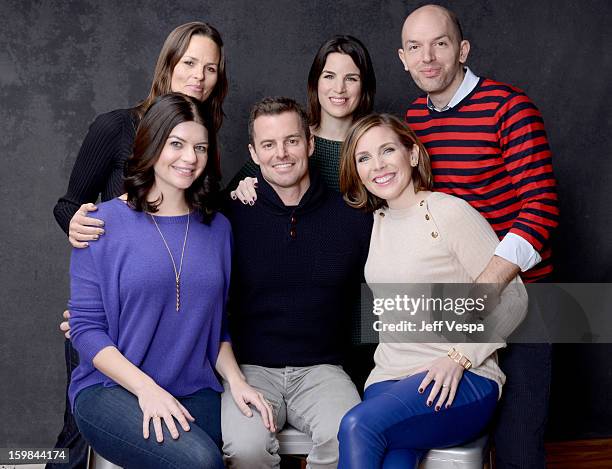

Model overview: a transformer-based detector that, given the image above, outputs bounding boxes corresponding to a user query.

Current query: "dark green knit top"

[227,135,342,192]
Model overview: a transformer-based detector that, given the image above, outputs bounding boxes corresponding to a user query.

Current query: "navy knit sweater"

[53,108,139,234]
[224,168,372,367]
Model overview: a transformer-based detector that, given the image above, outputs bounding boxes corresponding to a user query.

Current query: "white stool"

[420,434,490,469]
[86,428,313,469]
[276,425,489,469]
[277,425,314,455]
[87,447,122,469]
[87,429,489,468]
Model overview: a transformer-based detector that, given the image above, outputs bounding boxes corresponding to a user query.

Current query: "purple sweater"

[68,198,231,409]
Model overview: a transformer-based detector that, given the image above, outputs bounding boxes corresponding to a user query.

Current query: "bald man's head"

[401,5,463,46]
[398,4,470,106]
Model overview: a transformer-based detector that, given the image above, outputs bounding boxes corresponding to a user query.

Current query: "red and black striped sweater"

[406,78,559,282]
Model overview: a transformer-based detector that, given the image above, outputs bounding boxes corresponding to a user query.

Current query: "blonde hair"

[340,113,433,212]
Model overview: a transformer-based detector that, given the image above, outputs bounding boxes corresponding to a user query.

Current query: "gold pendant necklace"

[149,211,190,312]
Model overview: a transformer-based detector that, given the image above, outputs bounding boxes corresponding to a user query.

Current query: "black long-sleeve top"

[53,108,139,234]
[224,168,373,367]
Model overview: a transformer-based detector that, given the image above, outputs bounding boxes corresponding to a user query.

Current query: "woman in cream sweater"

[337,113,526,469]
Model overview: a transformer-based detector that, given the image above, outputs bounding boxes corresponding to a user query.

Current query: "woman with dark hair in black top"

[54,21,228,242]
[50,22,228,469]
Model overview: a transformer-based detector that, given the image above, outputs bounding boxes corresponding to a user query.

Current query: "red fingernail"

[435,405,440,412]
[418,388,423,393]
[445,404,450,409]
[427,400,432,407]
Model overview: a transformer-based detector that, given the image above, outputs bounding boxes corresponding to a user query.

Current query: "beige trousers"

[222,364,361,469]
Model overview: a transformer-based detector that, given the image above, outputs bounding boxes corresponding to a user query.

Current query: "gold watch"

[447,347,472,370]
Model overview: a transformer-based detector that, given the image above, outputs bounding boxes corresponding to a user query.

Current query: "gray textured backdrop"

[1,0,611,447]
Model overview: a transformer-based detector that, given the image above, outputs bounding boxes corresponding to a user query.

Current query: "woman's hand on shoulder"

[230,177,258,205]
[60,310,71,339]
[414,356,465,411]
[136,381,195,442]
[69,203,105,248]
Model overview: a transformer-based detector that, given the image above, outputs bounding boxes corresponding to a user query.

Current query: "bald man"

[398,5,558,468]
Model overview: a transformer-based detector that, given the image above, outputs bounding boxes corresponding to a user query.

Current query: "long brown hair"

[125,93,221,223]
[340,113,433,212]
[307,35,376,130]
[135,22,227,132]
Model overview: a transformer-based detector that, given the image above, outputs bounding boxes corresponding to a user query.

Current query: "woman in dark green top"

[230,35,376,197]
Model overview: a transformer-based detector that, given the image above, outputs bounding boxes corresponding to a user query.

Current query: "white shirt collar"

[427,67,480,112]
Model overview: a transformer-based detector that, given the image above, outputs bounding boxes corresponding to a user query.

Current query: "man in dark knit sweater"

[221,97,372,469]
[398,5,559,468]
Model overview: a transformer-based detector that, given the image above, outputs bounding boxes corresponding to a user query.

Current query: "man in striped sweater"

[398,5,559,468]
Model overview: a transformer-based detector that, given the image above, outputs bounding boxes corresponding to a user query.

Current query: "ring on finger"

[441,384,450,388]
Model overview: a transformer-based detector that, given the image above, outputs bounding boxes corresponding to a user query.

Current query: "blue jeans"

[47,339,88,469]
[337,371,498,469]
[74,384,224,469]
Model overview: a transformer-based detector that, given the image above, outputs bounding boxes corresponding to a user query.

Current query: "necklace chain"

[149,212,190,312]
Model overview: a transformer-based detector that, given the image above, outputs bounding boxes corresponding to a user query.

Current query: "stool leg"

[485,446,494,469]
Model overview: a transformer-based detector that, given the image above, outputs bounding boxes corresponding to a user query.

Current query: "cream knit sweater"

[364,192,527,397]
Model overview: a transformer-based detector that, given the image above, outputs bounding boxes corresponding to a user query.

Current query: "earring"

[410,152,419,167]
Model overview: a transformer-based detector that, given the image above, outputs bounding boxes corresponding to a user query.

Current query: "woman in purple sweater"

[68,93,273,469]
[51,23,229,469]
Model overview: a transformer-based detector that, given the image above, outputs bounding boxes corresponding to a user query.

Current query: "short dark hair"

[125,93,221,223]
[248,97,310,146]
[340,113,433,212]
[307,35,376,130]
